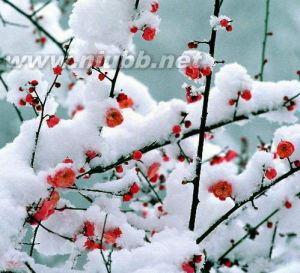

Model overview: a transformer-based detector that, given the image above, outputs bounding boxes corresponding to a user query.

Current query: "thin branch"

[2,0,65,53]
[188,0,221,231]
[135,0,140,9]
[137,168,163,204]
[30,38,73,168]
[68,186,124,197]
[30,0,52,17]
[109,55,123,98]
[233,92,241,119]
[0,12,29,28]
[29,224,40,256]
[100,214,111,273]
[269,221,279,259]
[218,208,280,260]
[196,166,300,244]
[79,100,298,178]
[92,67,113,82]
[38,221,74,242]
[55,206,87,211]
[24,262,36,273]
[259,0,271,81]
[177,141,192,163]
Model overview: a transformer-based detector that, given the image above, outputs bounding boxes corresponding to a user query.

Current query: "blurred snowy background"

[0,0,299,150]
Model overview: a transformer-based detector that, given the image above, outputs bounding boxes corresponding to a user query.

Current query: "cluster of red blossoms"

[81,221,122,251]
[123,182,141,202]
[130,25,157,41]
[185,64,212,81]
[219,18,233,32]
[181,255,203,273]
[228,89,252,106]
[130,2,159,41]
[283,95,297,112]
[210,150,238,165]
[18,80,41,109]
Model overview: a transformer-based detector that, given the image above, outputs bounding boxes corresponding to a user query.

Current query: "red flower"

[285,200,292,209]
[172,125,182,135]
[162,155,170,162]
[40,37,47,45]
[220,19,229,27]
[25,94,34,104]
[106,108,124,128]
[185,65,200,80]
[181,262,195,273]
[200,67,212,76]
[118,96,134,109]
[147,162,160,180]
[63,157,73,164]
[228,99,236,106]
[46,115,60,128]
[85,150,98,160]
[184,120,192,128]
[115,165,123,173]
[277,141,295,158]
[123,193,133,202]
[186,89,202,103]
[66,58,75,66]
[150,173,159,183]
[241,90,252,101]
[209,181,232,201]
[193,255,202,263]
[47,168,76,188]
[226,25,233,32]
[188,41,198,49]
[294,160,300,167]
[129,183,140,195]
[31,191,60,225]
[53,65,63,75]
[30,80,39,86]
[103,228,122,244]
[142,27,156,41]
[130,26,138,33]
[210,155,224,165]
[119,97,133,108]
[132,150,143,161]
[84,221,95,237]
[84,239,102,250]
[151,2,159,13]
[98,72,107,81]
[225,150,238,161]
[265,167,277,180]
